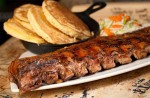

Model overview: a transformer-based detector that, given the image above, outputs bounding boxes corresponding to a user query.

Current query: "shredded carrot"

[109,13,125,22]
[111,24,123,28]
[103,28,114,36]
[125,15,130,21]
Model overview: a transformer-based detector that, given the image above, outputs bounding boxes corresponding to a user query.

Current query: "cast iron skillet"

[22,1,106,54]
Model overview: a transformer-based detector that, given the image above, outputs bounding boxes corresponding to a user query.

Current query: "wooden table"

[0,2,150,98]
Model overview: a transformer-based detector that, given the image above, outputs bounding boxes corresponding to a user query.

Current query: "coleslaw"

[99,13,141,36]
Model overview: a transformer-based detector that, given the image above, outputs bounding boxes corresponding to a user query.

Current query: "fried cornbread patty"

[14,17,33,31]
[42,0,91,40]
[13,4,39,32]
[14,4,36,22]
[4,18,46,44]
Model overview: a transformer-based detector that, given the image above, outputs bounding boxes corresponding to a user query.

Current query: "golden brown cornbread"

[42,0,91,40]
[13,4,40,32]
[3,18,46,44]
[14,17,33,31]
[14,4,37,22]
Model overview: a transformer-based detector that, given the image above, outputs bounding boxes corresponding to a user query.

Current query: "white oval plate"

[10,51,150,92]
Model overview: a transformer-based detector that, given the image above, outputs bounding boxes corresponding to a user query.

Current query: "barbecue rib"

[8,27,150,94]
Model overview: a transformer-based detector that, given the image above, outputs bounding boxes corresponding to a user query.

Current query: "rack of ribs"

[8,26,150,94]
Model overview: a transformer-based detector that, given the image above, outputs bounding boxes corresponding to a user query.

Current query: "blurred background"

[0,0,150,45]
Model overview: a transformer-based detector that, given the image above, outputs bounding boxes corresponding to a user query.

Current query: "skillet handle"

[84,1,106,15]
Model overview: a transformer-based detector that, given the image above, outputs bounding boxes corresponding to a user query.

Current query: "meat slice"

[8,26,150,94]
